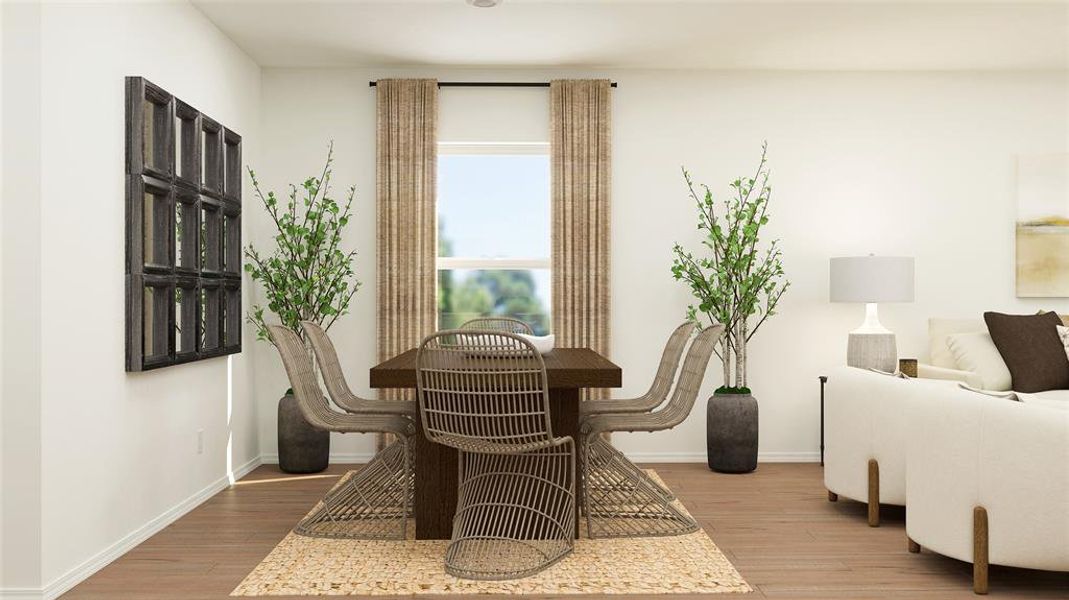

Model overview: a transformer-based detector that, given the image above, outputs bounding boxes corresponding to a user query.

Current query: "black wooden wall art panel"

[125,77,242,371]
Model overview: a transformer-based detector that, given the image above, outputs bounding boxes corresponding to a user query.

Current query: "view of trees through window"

[437,147,551,335]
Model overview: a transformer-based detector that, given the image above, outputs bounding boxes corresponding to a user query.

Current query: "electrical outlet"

[196,429,204,454]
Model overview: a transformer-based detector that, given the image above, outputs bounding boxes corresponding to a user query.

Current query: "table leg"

[413,410,458,540]
[549,387,581,539]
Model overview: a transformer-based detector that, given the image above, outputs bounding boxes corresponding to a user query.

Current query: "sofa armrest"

[917,363,984,388]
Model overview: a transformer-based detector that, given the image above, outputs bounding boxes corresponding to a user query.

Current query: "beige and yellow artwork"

[1016,154,1069,298]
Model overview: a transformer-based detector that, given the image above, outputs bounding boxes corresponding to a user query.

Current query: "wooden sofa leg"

[974,506,988,595]
[867,459,879,527]
[827,490,838,502]
[908,537,920,553]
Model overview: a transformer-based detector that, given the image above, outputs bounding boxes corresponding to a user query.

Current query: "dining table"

[369,346,622,540]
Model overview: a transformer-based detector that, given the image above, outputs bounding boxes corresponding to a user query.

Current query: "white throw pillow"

[946,332,1012,391]
[1059,325,1069,363]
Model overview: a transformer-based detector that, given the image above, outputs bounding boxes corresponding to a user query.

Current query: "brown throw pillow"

[984,311,1069,393]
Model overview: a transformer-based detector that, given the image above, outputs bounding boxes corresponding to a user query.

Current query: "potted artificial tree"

[671,143,789,473]
[245,143,361,473]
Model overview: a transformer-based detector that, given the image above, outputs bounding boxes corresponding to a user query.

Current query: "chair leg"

[294,439,409,540]
[446,442,576,580]
[827,490,838,502]
[867,459,880,527]
[974,506,988,595]
[908,536,920,553]
[582,436,696,539]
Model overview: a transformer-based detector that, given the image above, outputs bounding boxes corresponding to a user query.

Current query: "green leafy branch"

[244,142,361,340]
[671,143,790,390]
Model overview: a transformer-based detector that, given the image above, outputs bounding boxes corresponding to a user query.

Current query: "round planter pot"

[706,392,758,474]
[277,393,329,474]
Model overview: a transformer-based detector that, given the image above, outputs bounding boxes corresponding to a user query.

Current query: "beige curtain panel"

[375,79,439,420]
[550,79,612,399]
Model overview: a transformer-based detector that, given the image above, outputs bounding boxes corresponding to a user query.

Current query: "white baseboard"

[261,452,375,464]
[263,451,821,464]
[20,456,263,600]
[625,451,821,463]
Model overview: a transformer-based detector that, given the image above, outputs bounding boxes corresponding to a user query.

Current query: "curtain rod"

[368,81,617,88]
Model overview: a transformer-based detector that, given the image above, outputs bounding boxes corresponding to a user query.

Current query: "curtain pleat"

[376,79,438,445]
[550,79,612,400]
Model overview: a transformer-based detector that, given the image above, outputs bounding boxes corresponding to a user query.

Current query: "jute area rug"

[232,470,751,596]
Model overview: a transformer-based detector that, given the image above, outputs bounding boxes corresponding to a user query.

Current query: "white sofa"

[906,385,1069,594]
[825,316,1064,527]
[823,366,959,525]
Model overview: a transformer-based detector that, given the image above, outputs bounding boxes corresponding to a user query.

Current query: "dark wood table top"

[370,347,622,389]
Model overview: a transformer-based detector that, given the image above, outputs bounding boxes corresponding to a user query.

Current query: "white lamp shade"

[830,256,914,303]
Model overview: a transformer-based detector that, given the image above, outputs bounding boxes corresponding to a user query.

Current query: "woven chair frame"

[300,321,417,416]
[579,324,724,539]
[448,440,576,580]
[268,324,415,540]
[416,330,576,580]
[580,322,695,417]
[295,439,411,539]
[582,437,696,538]
[458,317,534,335]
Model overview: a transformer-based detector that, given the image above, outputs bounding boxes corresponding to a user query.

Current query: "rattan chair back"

[581,321,696,416]
[299,321,355,405]
[643,321,697,401]
[267,324,339,431]
[416,330,554,454]
[458,317,534,335]
[651,323,724,428]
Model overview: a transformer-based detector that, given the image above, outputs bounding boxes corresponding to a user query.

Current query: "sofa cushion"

[984,311,1069,393]
[946,332,1012,391]
[1020,389,1069,412]
[928,318,985,368]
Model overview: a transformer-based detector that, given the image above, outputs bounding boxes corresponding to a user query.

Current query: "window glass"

[437,148,551,334]
[438,154,550,259]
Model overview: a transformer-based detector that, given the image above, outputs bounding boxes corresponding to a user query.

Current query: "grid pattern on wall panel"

[125,77,242,371]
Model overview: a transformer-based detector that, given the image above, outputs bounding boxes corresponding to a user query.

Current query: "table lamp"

[830,255,915,372]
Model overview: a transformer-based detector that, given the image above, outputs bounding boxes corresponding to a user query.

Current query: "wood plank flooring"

[60,463,1068,599]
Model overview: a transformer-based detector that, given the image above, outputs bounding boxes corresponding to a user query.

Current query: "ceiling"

[192,0,1069,70]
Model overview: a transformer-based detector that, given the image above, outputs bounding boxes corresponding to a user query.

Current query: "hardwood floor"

[60,463,1068,599]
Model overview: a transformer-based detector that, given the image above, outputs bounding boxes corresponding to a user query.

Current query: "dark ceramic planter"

[706,392,758,473]
[277,393,329,474]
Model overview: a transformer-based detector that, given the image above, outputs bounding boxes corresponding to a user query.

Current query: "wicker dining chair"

[267,324,415,540]
[458,316,534,335]
[578,321,696,504]
[300,321,417,417]
[579,323,724,539]
[300,321,416,514]
[416,330,576,580]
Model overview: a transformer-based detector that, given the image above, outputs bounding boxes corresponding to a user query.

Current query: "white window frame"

[436,141,552,274]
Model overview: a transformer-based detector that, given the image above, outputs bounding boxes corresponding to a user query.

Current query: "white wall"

[258,67,1068,463]
[21,2,261,596]
[1,2,44,594]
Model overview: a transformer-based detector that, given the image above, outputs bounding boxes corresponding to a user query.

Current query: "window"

[437,143,551,335]
[125,77,242,371]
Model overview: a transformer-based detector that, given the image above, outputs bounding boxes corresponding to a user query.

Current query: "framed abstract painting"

[1015,153,1069,298]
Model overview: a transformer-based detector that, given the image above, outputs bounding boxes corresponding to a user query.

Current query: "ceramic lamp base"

[847,332,897,372]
